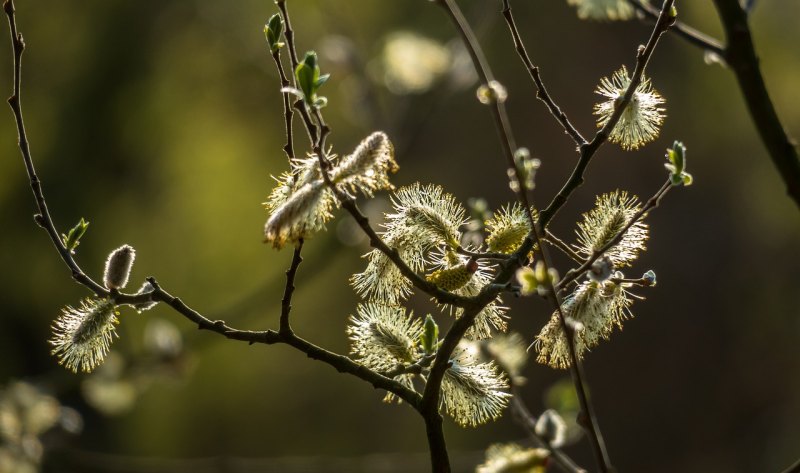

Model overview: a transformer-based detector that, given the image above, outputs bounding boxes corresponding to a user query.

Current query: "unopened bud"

[103,245,135,290]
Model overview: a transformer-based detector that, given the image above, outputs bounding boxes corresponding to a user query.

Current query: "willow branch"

[500,0,587,146]
[270,47,296,162]
[711,0,800,209]
[629,0,724,57]
[3,0,420,416]
[278,241,303,335]
[544,230,583,263]
[540,1,676,228]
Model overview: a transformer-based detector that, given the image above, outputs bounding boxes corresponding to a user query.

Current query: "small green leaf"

[295,61,315,101]
[265,14,284,53]
[666,141,691,186]
[61,218,89,254]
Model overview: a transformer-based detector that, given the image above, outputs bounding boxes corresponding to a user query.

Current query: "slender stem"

[500,0,587,146]
[558,180,672,291]
[144,277,421,406]
[545,230,583,263]
[275,0,299,71]
[3,0,108,298]
[270,48,296,162]
[629,0,725,57]
[278,240,303,335]
[540,0,676,228]
[711,0,800,209]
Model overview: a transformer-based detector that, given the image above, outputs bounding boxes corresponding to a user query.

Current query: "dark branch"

[711,0,800,209]
[279,240,304,335]
[500,0,587,146]
[629,0,725,57]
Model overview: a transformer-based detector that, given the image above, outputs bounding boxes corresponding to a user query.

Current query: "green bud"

[665,141,693,186]
[421,315,439,354]
[295,51,329,108]
[264,14,285,53]
[61,218,90,254]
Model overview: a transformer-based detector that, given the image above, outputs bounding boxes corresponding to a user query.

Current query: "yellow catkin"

[426,262,477,291]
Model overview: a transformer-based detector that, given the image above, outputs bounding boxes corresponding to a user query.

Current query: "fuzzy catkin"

[103,245,136,290]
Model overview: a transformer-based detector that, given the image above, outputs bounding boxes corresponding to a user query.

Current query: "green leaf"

[295,62,315,101]
[61,218,89,254]
[265,14,284,53]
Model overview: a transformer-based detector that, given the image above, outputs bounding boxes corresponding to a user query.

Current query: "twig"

[500,0,587,147]
[143,278,421,406]
[544,230,583,263]
[269,47,296,162]
[628,0,725,57]
[278,241,303,335]
[275,0,299,71]
[558,180,672,291]
[3,0,108,299]
[711,0,800,209]
[540,0,676,228]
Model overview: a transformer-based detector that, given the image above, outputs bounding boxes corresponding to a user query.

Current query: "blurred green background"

[1,1,798,472]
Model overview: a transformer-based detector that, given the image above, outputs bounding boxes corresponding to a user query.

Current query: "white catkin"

[103,245,136,290]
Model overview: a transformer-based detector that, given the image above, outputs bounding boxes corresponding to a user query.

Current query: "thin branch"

[544,230,583,263]
[558,180,672,291]
[278,240,303,335]
[500,0,587,146]
[3,0,109,299]
[711,0,800,209]
[540,1,676,228]
[143,277,421,407]
[275,0,299,72]
[270,47,296,162]
[629,0,725,57]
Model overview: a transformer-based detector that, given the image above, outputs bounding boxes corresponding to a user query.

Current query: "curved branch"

[629,0,725,57]
[711,0,800,209]
[500,0,587,146]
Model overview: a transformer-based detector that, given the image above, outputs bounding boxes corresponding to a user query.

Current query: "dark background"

[1,1,798,472]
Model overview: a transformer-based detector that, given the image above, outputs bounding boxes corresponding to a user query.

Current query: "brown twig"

[500,0,587,146]
[629,0,724,57]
